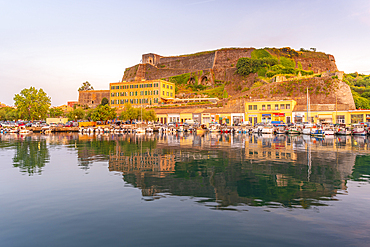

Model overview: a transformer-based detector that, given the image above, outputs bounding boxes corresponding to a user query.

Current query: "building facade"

[109,79,175,108]
[78,90,110,108]
[245,100,297,125]
[294,109,370,124]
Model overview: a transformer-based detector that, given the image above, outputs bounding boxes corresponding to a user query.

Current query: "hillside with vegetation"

[343,73,370,109]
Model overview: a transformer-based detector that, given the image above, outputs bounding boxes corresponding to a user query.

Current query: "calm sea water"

[0,133,369,247]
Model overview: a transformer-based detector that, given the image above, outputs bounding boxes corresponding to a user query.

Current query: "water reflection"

[11,135,50,175]
[1,132,370,209]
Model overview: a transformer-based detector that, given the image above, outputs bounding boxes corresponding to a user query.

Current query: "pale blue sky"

[1,0,370,106]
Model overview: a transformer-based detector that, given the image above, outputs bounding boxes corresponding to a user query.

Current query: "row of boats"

[3,123,369,137]
[248,123,368,136]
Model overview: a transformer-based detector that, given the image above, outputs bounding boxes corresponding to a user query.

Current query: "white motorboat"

[323,126,335,135]
[275,125,287,134]
[352,124,366,135]
[209,124,221,132]
[302,123,314,135]
[287,125,301,134]
[19,126,31,134]
[261,124,274,134]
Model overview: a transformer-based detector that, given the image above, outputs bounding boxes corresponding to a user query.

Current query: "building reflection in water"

[106,133,369,209]
[1,132,369,209]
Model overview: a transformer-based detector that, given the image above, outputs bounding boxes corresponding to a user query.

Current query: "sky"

[1,0,370,106]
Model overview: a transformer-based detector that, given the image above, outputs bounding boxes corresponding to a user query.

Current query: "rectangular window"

[275,104,279,110]
[111,93,114,97]
[163,91,164,95]
[267,105,271,110]
[253,105,257,110]
[167,92,169,96]
[262,105,266,110]
[111,100,114,104]
[248,105,252,110]
[170,86,173,89]
[111,86,114,90]
[135,92,137,96]
[336,115,345,124]
[167,85,169,89]
[145,91,147,95]
[170,93,173,97]
[120,100,124,104]
[280,104,285,109]
[286,104,290,109]
[351,114,363,124]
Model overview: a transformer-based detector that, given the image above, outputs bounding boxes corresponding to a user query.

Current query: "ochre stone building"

[78,90,110,108]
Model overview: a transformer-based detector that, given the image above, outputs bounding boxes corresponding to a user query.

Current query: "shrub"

[280,57,296,68]
[251,49,272,59]
[257,67,267,77]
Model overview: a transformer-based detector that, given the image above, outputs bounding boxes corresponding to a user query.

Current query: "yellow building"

[179,109,194,123]
[109,79,175,109]
[245,100,296,124]
[293,106,370,125]
[58,104,73,112]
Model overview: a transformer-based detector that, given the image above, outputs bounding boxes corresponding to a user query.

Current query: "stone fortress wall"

[121,47,353,111]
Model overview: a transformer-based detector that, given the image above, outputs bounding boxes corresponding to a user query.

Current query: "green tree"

[67,108,85,121]
[0,107,19,121]
[84,108,95,120]
[143,109,157,122]
[91,105,117,122]
[13,87,51,120]
[100,97,109,106]
[48,107,64,118]
[119,104,139,121]
[352,91,370,109]
[78,81,94,91]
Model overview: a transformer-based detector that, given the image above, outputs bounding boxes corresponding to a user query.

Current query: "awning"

[262,114,271,117]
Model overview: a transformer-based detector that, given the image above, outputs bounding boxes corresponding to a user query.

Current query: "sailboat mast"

[307,87,309,123]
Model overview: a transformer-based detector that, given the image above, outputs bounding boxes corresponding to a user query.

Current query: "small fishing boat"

[311,128,325,137]
[136,127,145,134]
[335,124,351,135]
[287,125,301,134]
[302,123,314,135]
[352,124,366,136]
[209,124,221,132]
[19,126,31,134]
[323,125,335,135]
[275,124,287,134]
[196,124,208,135]
[261,124,274,134]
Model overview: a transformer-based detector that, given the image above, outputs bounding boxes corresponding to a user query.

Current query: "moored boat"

[261,124,274,134]
[352,124,366,135]
[287,125,301,134]
[311,128,325,137]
